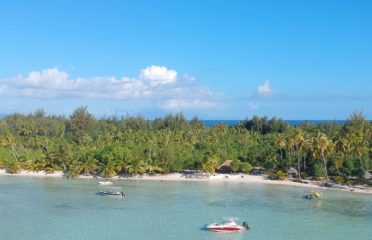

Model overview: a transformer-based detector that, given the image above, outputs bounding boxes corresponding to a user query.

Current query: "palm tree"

[333,135,350,175]
[313,132,333,180]
[292,129,305,179]
[4,159,21,174]
[285,133,295,168]
[275,133,286,167]
[201,154,219,175]
[72,152,98,176]
[99,160,117,178]
[49,143,71,172]
[112,146,133,173]
[126,160,145,175]
[2,132,19,161]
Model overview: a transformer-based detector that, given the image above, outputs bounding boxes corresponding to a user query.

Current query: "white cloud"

[139,65,177,86]
[160,99,218,110]
[0,66,220,110]
[257,79,273,96]
[12,68,72,90]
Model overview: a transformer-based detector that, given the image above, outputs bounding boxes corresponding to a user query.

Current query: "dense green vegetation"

[0,107,371,184]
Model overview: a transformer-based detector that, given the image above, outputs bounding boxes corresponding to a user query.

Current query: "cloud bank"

[0,66,221,110]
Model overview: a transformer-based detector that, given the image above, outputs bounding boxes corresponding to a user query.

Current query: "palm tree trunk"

[321,150,328,180]
[295,144,301,180]
[280,148,283,167]
[11,146,19,161]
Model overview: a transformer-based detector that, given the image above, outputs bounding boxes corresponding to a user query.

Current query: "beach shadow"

[181,173,210,179]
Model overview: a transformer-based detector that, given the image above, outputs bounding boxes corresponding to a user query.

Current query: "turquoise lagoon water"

[0,176,371,240]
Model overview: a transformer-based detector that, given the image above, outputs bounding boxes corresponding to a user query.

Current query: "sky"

[0,0,371,120]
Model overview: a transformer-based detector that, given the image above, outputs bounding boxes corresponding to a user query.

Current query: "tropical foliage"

[0,108,370,183]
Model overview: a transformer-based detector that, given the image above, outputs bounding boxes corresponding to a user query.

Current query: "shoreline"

[1,169,371,195]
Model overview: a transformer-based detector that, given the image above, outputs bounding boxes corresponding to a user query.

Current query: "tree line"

[0,107,371,184]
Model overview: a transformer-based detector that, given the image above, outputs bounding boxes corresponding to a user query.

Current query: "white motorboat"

[206,217,249,232]
[98,187,125,197]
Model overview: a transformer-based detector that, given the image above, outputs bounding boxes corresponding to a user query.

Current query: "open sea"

[0,176,371,240]
[0,114,349,126]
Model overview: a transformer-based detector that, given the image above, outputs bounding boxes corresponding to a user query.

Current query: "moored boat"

[206,217,249,232]
[98,181,114,185]
[98,187,125,197]
[304,190,322,199]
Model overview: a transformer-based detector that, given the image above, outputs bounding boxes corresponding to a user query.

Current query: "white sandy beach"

[1,169,371,195]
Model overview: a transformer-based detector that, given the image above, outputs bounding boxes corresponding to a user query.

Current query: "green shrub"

[311,162,325,180]
[334,176,345,184]
[276,171,286,180]
[267,171,277,180]
[239,162,252,174]
[4,160,21,174]
[301,172,309,178]
[230,160,240,173]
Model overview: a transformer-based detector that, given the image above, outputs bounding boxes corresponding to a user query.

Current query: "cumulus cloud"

[0,65,221,110]
[139,65,177,86]
[12,68,71,90]
[257,79,273,96]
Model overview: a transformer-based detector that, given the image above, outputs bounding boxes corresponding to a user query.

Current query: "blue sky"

[0,0,371,119]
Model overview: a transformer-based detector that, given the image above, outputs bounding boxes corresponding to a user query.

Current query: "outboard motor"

[243,222,250,230]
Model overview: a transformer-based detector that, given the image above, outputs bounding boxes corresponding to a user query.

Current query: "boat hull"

[207,227,245,232]
[99,191,125,197]
[206,224,245,232]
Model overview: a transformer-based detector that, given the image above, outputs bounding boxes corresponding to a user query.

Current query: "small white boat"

[206,217,249,232]
[98,181,114,185]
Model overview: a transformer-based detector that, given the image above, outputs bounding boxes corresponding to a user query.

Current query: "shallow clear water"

[0,176,371,240]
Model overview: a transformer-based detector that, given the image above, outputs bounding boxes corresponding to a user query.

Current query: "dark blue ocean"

[0,113,347,127]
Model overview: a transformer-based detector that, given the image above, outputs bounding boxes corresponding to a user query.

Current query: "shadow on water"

[200,226,209,232]
[200,224,251,240]
[54,203,73,210]
[202,230,248,240]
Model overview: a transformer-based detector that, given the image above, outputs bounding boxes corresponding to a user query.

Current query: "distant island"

[0,107,371,188]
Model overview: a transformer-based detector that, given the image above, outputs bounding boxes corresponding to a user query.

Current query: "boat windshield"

[221,217,239,224]
[102,187,122,192]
